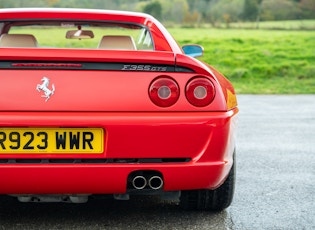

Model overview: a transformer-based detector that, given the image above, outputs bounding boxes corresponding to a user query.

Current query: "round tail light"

[186,77,215,107]
[149,77,179,107]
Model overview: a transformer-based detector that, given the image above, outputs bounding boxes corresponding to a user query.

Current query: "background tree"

[143,1,162,20]
[255,0,263,28]
[260,0,301,21]
[299,0,315,19]
[242,0,259,21]
[208,0,243,25]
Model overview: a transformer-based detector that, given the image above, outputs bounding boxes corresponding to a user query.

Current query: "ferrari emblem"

[36,77,55,102]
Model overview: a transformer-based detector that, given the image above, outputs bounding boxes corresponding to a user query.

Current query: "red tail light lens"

[186,77,215,107]
[149,77,180,107]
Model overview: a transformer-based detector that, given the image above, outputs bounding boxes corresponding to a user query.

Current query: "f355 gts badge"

[36,77,55,102]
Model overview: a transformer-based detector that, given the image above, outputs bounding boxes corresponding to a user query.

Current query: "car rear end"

[0,9,238,210]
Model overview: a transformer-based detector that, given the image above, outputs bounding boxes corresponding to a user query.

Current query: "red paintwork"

[0,69,227,112]
[0,8,238,195]
[0,109,237,194]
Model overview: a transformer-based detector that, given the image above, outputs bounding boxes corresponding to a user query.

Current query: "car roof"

[0,8,183,53]
[0,8,154,24]
[0,8,152,16]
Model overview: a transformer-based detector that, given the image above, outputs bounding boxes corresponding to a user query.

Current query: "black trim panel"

[0,61,194,72]
[0,158,191,164]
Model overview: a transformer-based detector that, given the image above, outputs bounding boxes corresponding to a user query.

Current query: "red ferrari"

[0,8,238,211]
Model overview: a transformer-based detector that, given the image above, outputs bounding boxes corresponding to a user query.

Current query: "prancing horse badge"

[36,77,55,102]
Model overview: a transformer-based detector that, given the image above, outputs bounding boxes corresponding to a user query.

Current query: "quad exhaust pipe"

[130,172,163,190]
[148,176,163,190]
[132,175,147,190]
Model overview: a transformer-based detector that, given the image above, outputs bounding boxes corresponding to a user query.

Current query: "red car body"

[0,8,238,210]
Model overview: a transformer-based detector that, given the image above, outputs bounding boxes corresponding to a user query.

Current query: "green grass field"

[170,28,315,94]
[229,20,315,30]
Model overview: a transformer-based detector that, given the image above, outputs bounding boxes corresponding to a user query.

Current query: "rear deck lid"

[0,49,178,111]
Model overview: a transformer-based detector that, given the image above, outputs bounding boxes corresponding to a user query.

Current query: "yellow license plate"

[0,128,104,154]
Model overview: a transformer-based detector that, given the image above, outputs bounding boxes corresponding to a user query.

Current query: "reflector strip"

[12,63,82,68]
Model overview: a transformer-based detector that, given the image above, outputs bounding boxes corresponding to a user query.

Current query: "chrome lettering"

[121,65,168,72]
[122,65,131,70]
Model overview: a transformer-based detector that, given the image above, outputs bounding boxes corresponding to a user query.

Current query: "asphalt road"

[1,95,314,230]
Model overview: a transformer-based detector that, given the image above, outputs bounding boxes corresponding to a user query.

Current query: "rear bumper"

[1,162,224,194]
[0,108,238,194]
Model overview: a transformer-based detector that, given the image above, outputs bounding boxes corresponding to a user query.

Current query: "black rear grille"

[0,158,191,164]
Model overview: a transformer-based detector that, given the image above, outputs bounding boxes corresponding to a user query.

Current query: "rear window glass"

[2,21,154,50]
